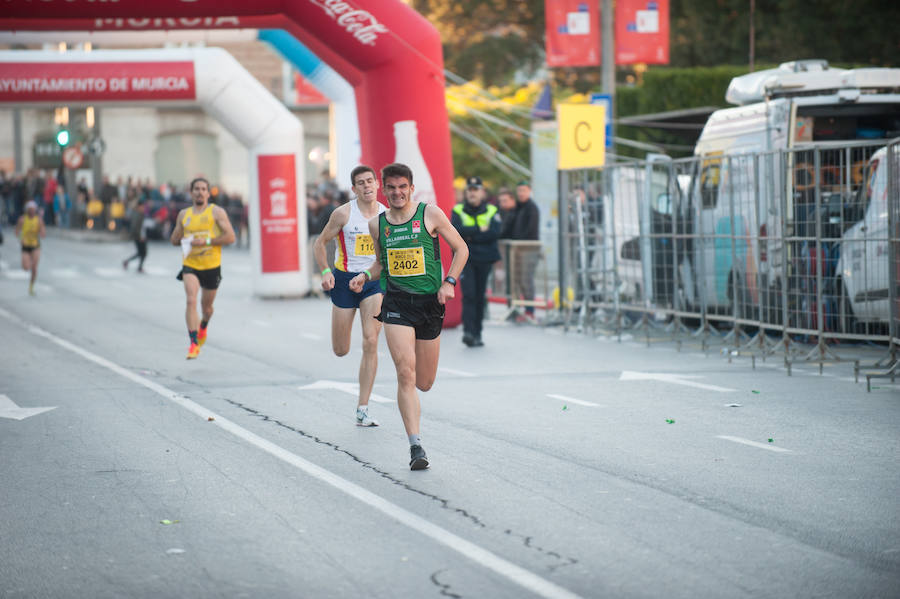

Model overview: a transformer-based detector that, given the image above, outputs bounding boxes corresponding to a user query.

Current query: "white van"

[683,60,900,319]
[836,145,899,325]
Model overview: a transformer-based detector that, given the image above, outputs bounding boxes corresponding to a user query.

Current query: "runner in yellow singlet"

[15,200,46,296]
[169,178,236,359]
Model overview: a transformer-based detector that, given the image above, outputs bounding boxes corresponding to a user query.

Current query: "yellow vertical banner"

[557,103,606,169]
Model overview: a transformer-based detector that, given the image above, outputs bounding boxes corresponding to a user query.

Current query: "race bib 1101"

[354,233,375,256]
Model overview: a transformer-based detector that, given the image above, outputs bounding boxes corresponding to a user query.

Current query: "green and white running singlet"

[378,202,442,294]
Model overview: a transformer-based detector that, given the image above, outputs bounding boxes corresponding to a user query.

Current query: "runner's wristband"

[321,268,331,275]
[363,269,372,281]
[206,238,211,246]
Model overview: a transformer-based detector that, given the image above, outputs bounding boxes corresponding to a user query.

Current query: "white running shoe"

[356,408,379,427]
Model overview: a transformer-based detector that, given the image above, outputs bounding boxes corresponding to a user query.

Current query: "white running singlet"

[334,199,386,273]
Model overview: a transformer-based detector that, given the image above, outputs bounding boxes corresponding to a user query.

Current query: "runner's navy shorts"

[330,269,383,309]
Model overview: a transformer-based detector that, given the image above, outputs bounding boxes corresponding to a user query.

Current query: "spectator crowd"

[0,169,248,246]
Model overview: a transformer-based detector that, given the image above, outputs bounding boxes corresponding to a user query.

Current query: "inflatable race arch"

[0,47,309,297]
[1,0,460,323]
[0,28,363,191]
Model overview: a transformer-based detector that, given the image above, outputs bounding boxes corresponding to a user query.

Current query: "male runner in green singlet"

[349,163,468,470]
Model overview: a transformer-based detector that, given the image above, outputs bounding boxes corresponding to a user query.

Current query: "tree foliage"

[414,0,899,84]
[423,0,900,181]
[410,0,547,83]
[672,0,900,68]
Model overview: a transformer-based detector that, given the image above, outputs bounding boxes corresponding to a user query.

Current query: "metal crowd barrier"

[488,240,550,320]
[557,139,900,384]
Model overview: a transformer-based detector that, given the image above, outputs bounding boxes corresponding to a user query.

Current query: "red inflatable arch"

[2,0,460,324]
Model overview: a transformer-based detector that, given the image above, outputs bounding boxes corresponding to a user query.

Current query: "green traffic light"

[56,129,70,146]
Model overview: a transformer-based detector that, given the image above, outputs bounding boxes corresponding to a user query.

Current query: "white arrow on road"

[0,394,57,420]
[619,371,735,392]
[298,380,395,403]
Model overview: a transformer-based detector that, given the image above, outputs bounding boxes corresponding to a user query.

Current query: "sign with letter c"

[557,103,606,169]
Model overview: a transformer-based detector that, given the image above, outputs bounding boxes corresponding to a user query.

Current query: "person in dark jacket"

[451,176,502,347]
[505,181,540,320]
[122,198,149,272]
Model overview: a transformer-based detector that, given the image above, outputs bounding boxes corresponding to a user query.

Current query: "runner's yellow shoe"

[198,328,208,347]
[186,343,200,359]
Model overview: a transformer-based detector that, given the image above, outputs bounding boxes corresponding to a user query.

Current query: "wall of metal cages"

[557,139,900,380]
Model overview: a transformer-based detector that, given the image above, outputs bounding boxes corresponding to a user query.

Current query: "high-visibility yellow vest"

[453,203,497,228]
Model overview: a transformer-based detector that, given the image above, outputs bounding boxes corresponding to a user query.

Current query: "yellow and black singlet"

[181,204,222,270]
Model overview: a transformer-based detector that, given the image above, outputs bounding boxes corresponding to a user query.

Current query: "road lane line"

[300,332,322,341]
[438,367,476,377]
[620,371,736,392]
[94,267,126,278]
[546,394,602,407]
[1,307,581,599]
[716,435,792,453]
[298,380,395,403]
[51,268,79,278]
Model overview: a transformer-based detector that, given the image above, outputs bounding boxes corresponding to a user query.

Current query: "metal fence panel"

[556,138,900,371]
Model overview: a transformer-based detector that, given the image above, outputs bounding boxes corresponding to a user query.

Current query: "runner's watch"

[443,276,457,286]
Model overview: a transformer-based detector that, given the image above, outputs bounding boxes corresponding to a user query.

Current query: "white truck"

[681,60,900,323]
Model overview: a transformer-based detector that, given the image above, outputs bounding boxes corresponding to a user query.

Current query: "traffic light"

[56,128,70,146]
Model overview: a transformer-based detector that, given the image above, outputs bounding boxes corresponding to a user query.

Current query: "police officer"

[451,176,502,347]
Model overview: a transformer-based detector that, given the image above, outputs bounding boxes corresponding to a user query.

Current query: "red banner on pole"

[544,0,600,67]
[0,61,196,102]
[615,0,670,65]
[257,154,300,274]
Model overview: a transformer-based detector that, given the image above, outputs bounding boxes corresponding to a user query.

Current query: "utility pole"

[13,109,22,174]
[749,0,756,72]
[92,109,103,195]
[601,0,615,147]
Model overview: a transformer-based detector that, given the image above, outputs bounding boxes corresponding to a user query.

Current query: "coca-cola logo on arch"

[307,0,388,46]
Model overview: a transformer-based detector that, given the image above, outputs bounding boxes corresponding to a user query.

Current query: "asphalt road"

[1,233,899,599]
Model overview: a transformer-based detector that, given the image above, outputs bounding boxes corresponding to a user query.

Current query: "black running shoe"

[409,444,429,470]
[462,333,474,347]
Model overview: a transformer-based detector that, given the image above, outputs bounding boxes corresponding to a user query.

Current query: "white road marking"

[438,367,475,378]
[298,380,394,403]
[0,307,582,599]
[355,349,388,360]
[3,270,29,279]
[0,394,56,420]
[716,435,791,453]
[620,371,736,392]
[142,265,170,276]
[94,267,125,278]
[301,332,322,341]
[51,268,79,278]
[251,319,272,328]
[546,394,602,407]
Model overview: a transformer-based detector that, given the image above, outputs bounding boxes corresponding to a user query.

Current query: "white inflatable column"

[194,47,308,297]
